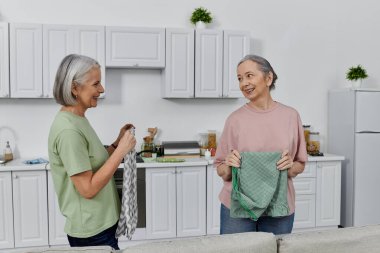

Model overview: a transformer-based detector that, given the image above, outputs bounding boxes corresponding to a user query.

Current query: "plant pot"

[351,79,362,89]
[195,21,206,29]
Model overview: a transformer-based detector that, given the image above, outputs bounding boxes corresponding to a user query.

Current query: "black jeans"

[67,223,119,250]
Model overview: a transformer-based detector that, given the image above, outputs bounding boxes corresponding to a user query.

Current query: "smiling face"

[237,60,273,101]
[72,67,104,110]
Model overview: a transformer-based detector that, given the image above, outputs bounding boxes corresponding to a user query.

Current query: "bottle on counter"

[4,141,13,162]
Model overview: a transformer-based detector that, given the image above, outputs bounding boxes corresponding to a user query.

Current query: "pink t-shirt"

[214,102,307,214]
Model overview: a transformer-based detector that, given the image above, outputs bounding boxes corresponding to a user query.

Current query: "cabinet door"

[12,170,48,248]
[47,171,68,246]
[206,165,224,235]
[0,172,14,249]
[10,23,43,98]
[74,25,106,98]
[195,29,223,98]
[106,26,165,68]
[223,30,250,98]
[43,24,75,98]
[145,168,176,239]
[316,161,341,227]
[162,28,194,98]
[176,166,206,237]
[0,22,10,98]
[293,194,316,229]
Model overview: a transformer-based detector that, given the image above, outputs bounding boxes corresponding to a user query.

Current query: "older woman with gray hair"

[48,54,136,249]
[214,54,307,235]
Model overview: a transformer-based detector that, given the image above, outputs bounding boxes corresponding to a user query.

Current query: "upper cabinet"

[9,23,105,98]
[162,29,250,98]
[42,25,105,98]
[106,27,165,68]
[195,29,224,98]
[10,23,43,98]
[0,23,10,98]
[223,30,251,98]
[161,28,194,98]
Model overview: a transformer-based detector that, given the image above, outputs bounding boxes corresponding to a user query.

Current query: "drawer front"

[297,162,316,178]
[293,178,316,195]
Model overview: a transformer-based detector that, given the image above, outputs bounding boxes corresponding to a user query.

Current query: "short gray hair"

[237,54,278,90]
[53,54,100,106]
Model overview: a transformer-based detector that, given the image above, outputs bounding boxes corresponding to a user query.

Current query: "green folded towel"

[230,152,289,220]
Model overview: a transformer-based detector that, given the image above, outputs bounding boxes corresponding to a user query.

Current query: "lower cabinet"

[0,170,49,250]
[145,166,206,239]
[0,172,14,249]
[294,160,342,231]
[47,171,69,246]
[206,165,224,235]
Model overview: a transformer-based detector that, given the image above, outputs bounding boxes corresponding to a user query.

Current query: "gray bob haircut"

[237,54,278,90]
[53,54,100,106]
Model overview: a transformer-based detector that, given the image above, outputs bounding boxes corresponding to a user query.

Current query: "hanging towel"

[230,152,289,220]
[115,149,138,240]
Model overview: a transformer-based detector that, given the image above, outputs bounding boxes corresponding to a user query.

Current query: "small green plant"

[190,7,213,25]
[346,65,368,81]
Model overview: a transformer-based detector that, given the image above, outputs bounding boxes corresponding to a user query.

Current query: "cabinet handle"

[133,63,139,67]
[171,171,176,174]
[177,171,182,174]
[13,175,18,179]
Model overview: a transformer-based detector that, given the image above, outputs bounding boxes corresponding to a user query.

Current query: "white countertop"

[0,154,344,172]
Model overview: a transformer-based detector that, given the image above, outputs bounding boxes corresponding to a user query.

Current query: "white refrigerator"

[328,88,380,227]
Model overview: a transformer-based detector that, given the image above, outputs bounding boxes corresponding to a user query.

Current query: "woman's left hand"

[277,150,293,170]
[113,123,135,147]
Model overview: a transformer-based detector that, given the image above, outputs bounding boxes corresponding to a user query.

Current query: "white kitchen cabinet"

[161,28,194,98]
[43,25,105,98]
[176,166,206,237]
[316,161,341,227]
[294,159,342,231]
[206,165,224,235]
[146,167,176,239]
[195,29,223,98]
[43,25,75,98]
[163,29,250,98]
[0,172,14,249]
[145,166,206,239]
[293,162,317,229]
[106,27,165,68]
[222,30,250,98]
[10,23,43,98]
[47,171,69,246]
[12,170,48,248]
[0,22,10,98]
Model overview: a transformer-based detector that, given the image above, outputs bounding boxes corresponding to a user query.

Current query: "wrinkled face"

[73,67,104,109]
[237,60,272,101]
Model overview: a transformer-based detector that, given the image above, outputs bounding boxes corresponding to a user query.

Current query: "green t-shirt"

[48,111,120,238]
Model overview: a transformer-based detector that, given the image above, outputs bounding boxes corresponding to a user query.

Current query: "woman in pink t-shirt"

[215,55,307,235]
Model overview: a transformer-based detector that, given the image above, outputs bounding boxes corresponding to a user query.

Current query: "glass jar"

[141,142,155,157]
[307,132,320,155]
[303,125,311,144]
[199,133,209,156]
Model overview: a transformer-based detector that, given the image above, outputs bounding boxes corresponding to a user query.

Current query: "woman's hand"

[217,149,241,182]
[117,129,136,154]
[225,149,241,168]
[277,150,293,170]
[112,123,135,147]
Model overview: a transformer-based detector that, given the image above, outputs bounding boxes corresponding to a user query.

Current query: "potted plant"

[346,65,368,88]
[190,7,213,29]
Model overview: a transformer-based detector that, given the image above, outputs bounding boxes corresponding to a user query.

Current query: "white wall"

[0,0,379,157]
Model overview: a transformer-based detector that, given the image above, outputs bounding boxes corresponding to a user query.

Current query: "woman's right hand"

[224,149,241,168]
[117,129,136,155]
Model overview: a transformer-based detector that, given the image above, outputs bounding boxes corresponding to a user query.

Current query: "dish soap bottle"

[4,141,13,162]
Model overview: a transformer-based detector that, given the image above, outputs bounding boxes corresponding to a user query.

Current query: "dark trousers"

[67,223,119,250]
[220,204,295,235]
